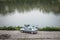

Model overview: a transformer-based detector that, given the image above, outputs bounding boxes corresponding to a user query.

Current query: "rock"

[0,34,11,39]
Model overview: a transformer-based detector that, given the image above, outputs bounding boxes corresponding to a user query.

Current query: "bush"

[0,26,22,30]
[0,26,60,31]
[38,27,60,31]
[15,26,22,30]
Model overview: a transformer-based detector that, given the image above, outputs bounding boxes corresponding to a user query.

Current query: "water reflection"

[0,0,60,27]
[0,0,60,15]
[0,9,60,27]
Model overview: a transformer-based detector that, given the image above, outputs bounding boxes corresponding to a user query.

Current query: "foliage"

[0,26,22,30]
[15,26,22,30]
[0,26,60,31]
[38,26,60,31]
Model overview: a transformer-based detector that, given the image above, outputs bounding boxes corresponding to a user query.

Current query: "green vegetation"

[0,26,60,31]
[0,0,60,15]
[0,26,22,30]
[38,27,60,31]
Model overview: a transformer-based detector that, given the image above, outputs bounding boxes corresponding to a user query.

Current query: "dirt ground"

[0,30,60,40]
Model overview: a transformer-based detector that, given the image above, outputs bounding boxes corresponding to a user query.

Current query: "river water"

[0,9,60,27]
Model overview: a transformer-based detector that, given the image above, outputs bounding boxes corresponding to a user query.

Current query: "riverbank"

[0,26,60,31]
[0,31,60,40]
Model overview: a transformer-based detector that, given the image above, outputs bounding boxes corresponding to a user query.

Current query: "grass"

[38,26,60,31]
[0,26,60,31]
[0,26,22,30]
